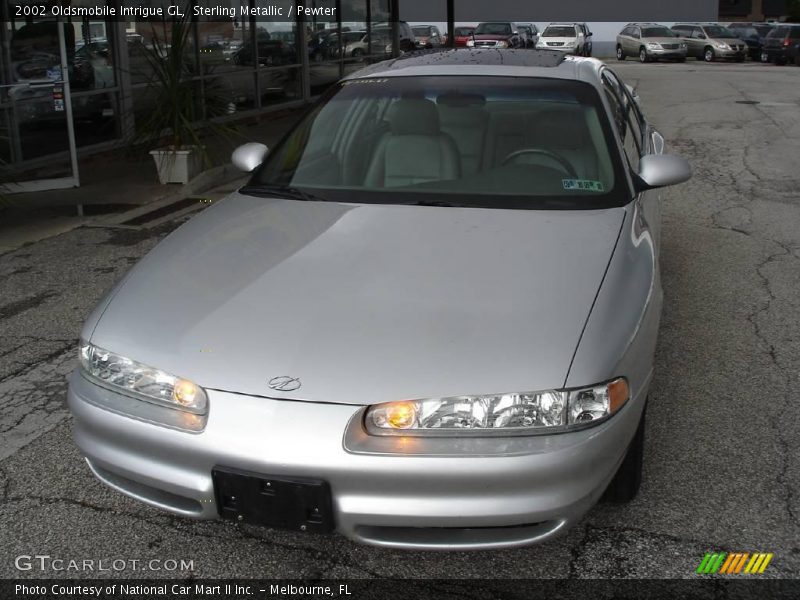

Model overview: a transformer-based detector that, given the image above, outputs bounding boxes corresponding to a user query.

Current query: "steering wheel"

[502,148,578,178]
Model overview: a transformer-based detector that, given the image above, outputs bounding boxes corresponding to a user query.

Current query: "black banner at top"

[4,0,718,23]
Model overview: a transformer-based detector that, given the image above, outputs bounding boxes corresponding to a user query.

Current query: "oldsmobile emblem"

[268,376,302,392]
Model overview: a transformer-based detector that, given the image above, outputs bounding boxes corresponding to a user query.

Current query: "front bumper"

[537,46,578,54]
[648,48,687,59]
[714,48,746,59]
[68,371,646,550]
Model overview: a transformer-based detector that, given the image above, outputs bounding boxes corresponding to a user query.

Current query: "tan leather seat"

[365,99,461,188]
[438,104,488,174]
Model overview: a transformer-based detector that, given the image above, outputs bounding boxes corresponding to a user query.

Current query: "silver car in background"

[68,50,691,550]
[671,23,747,62]
[616,23,688,63]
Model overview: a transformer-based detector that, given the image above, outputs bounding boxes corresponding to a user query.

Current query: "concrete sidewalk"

[0,108,305,253]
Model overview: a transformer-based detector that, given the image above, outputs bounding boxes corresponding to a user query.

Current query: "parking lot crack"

[0,342,75,385]
[746,241,798,529]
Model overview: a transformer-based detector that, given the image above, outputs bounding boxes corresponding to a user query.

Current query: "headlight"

[680,43,687,48]
[497,40,509,48]
[565,41,575,46]
[365,378,629,436]
[79,341,208,414]
[647,42,661,49]
[715,43,729,50]
[466,39,475,47]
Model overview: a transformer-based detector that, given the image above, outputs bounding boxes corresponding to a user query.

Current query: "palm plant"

[133,9,237,180]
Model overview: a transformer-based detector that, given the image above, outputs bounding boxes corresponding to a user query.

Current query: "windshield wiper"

[239,184,329,203]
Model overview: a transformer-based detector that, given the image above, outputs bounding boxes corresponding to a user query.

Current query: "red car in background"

[443,26,476,47]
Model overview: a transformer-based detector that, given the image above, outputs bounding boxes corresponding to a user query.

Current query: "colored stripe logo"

[696,552,773,574]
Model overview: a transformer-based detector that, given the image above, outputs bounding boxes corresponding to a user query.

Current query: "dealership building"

[0,0,787,192]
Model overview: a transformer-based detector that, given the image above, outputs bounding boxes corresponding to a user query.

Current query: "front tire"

[616,45,625,61]
[639,47,649,63]
[601,404,646,503]
[704,46,715,62]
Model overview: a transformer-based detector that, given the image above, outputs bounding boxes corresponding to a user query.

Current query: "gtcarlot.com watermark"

[15,555,194,572]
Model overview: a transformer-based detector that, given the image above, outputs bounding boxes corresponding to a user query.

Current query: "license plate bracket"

[212,466,334,533]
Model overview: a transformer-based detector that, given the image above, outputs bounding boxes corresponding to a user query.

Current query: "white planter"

[149,146,203,184]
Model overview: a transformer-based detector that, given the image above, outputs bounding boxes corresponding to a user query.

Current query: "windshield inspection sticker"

[563,179,605,192]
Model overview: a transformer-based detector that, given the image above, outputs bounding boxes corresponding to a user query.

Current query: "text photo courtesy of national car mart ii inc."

[9,2,336,19]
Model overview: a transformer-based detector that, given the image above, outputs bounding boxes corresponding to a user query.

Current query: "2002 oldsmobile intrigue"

[68,50,691,550]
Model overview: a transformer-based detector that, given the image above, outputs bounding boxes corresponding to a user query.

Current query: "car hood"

[90,194,625,406]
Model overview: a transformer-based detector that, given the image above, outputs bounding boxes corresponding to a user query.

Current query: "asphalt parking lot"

[1,60,799,581]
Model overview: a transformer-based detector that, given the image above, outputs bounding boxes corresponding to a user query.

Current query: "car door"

[574,25,585,52]
[627,26,641,54]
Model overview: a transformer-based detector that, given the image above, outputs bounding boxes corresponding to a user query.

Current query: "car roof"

[344,49,605,84]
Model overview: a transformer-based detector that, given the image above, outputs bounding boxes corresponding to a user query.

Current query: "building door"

[0,7,80,194]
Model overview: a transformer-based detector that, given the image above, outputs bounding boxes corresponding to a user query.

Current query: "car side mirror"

[232,142,269,172]
[636,154,692,190]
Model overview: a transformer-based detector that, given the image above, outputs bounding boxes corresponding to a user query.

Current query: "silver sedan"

[68,50,691,551]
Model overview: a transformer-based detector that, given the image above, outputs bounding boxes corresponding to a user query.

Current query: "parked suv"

[466,22,524,48]
[616,23,687,62]
[536,23,584,55]
[516,24,539,48]
[727,22,776,60]
[761,24,800,65]
[412,25,443,49]
[671,23,747,62]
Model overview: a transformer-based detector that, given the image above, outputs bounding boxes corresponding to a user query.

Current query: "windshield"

[474,23,512,35]
[754,25,774,36]
[249,76,628,210]
[455,27,474,36]
[642,27,676,38]
[412,27,432,36]
[543,26,576,38]
[704,26,736,38]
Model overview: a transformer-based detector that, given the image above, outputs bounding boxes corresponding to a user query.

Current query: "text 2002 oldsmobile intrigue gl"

[68,50,691,550]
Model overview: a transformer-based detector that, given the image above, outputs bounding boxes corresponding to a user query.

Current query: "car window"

[692,27,706,39]
[475,23,512,36]
[704,25,735,37]
[642,27,675,38]
[543,26,577,37]
[252,76,630,210]
[454,27,474,36]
